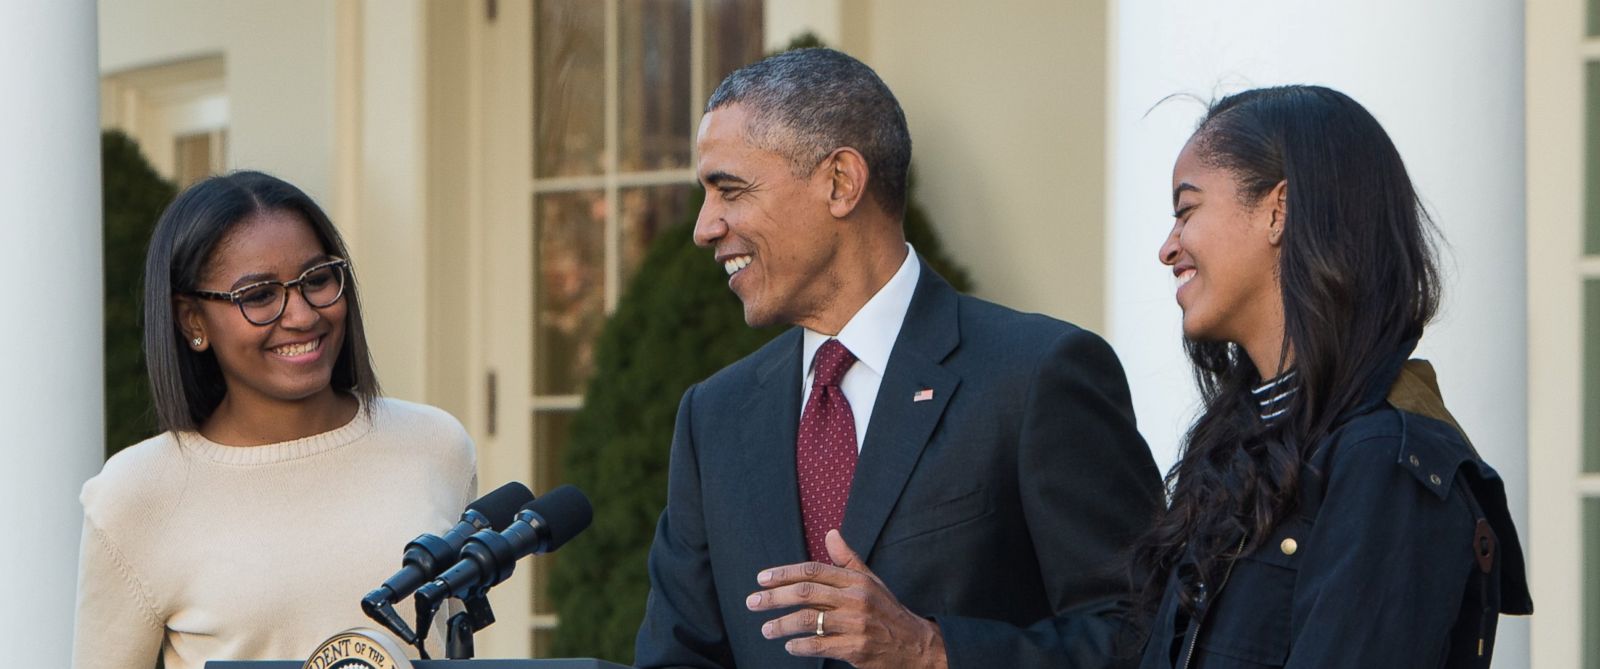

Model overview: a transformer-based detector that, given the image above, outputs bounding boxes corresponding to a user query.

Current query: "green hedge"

[102,130,176,458]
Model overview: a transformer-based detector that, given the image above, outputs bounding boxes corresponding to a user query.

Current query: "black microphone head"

[469,481,536,530]
[523,484,592,552]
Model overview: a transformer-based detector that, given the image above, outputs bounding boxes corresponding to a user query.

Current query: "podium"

[207,662,628,668]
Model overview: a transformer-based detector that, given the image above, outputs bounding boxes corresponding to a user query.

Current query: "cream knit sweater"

[71,398,477,669]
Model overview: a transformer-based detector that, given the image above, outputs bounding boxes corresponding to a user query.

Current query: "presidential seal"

[301,628,413,669]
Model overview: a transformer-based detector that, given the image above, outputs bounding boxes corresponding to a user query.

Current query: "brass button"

[1429,474,1442,486]
[1280,538,1298,556]
[1408,454,1420,467]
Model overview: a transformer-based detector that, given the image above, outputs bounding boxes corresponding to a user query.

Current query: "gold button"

[1429,474,1442,486]
[1280,538,1298,556]
[1408,455,1420,467]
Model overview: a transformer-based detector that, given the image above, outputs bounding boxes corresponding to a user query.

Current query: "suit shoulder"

[692,328,799,401]
[955,294,1087,342]
[953,294,1118,371]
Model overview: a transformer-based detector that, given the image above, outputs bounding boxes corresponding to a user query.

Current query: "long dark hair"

[142,170,380,433]
[1133,85,1441,617]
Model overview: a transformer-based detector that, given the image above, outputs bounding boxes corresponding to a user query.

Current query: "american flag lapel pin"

[913,388,934,402]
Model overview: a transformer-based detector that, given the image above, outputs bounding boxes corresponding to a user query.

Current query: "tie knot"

[812,339,857,388]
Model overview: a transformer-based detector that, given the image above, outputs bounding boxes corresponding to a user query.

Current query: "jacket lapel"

[736,328,808,567]
[839,262,961,562]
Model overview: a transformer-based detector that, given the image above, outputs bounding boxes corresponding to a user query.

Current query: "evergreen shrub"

[102,130,176,457]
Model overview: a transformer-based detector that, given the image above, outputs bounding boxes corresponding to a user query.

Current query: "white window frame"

[474,0,742,657]
[1527,0,1592,666]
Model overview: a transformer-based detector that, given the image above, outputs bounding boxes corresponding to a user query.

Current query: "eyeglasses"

[190,258,350,326]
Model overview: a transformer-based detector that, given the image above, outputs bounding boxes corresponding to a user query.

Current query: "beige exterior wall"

[768,0,1110,330]
[99,0,336,203]
[422,1,482,434]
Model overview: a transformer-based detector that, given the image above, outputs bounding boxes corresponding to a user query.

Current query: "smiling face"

[179,208,348,411]
[1159,136,1285,359]
[692,104,843,329]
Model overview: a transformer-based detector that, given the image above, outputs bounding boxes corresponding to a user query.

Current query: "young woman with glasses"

[1132,86,1531,668]
[72,171,477,668]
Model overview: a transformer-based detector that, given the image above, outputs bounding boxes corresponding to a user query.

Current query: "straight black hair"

[1133,85,1441,617]
[142,171,379,433]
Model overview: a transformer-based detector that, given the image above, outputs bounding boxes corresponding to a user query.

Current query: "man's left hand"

[745,529,948,669]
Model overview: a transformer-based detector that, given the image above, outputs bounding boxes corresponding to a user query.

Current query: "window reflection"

[1588,62,1600,254]
[535,191,606,395]
[621,184,695,287]
[536,0,605,178]
[705,0,765,89]
[620,0,692,171]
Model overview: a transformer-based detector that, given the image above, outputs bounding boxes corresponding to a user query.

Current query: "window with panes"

[524,0,762,654]
[1585,1,1600,665]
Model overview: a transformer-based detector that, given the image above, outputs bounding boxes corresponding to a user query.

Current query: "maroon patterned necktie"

[797,339,859,564]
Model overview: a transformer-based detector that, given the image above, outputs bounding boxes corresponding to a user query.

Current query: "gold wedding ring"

[815,610,826,637]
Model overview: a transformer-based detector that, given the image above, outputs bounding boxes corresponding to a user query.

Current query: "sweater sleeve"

[72,515,164,669]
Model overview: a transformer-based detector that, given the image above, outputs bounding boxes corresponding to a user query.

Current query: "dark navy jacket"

[1138,350,1532,668]
[636,263,1164,668]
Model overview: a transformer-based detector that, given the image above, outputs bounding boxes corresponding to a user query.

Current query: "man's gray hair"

[706,48,911,219]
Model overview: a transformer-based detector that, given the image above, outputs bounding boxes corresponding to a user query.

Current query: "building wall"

[770,0,1111,331]
[99,0,336,204]
[1106,1,1530,665]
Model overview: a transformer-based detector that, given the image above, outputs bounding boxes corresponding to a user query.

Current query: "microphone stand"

[360,594,418,646]
[413,591,444,660]
[446,590,497,659]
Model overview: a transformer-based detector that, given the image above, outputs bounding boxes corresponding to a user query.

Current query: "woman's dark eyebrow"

[299,254,334,271]
[1172,182,1201,209]
[227,255,333,289]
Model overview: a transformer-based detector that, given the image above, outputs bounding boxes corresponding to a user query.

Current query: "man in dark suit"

[635,47,1163,669]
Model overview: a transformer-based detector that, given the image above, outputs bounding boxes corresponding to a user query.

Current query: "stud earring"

[192,336,204,348]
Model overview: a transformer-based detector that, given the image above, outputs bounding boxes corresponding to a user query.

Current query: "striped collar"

[1252,370,1298,423]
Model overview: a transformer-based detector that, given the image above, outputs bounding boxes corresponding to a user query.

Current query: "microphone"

[414,485,593,609]
[361,481,534,642]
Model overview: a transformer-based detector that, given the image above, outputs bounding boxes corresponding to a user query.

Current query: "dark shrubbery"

[102,131,176,457]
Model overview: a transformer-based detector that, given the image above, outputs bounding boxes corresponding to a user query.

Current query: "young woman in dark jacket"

[1134,85,1531,668]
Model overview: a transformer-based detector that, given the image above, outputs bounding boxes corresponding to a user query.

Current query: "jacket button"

[1409,454,1420,467]
[1429,473,1442,486]
[1280,538,1298,556]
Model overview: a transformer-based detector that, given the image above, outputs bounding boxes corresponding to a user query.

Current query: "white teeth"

[271,339,320,357]
[722,255,752,276]
[1177,269,1197,287]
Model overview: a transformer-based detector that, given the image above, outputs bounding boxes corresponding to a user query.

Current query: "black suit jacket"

[636,261,1163,668]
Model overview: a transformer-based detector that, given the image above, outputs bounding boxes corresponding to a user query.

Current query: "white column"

[1106,1,1528,666]
[0,1,104,666]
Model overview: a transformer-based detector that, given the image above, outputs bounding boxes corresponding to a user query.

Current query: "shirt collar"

[802,244,920,377]
[1252,370,1299,423]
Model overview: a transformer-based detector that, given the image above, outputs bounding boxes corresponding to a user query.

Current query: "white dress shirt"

[800,244,921,452]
